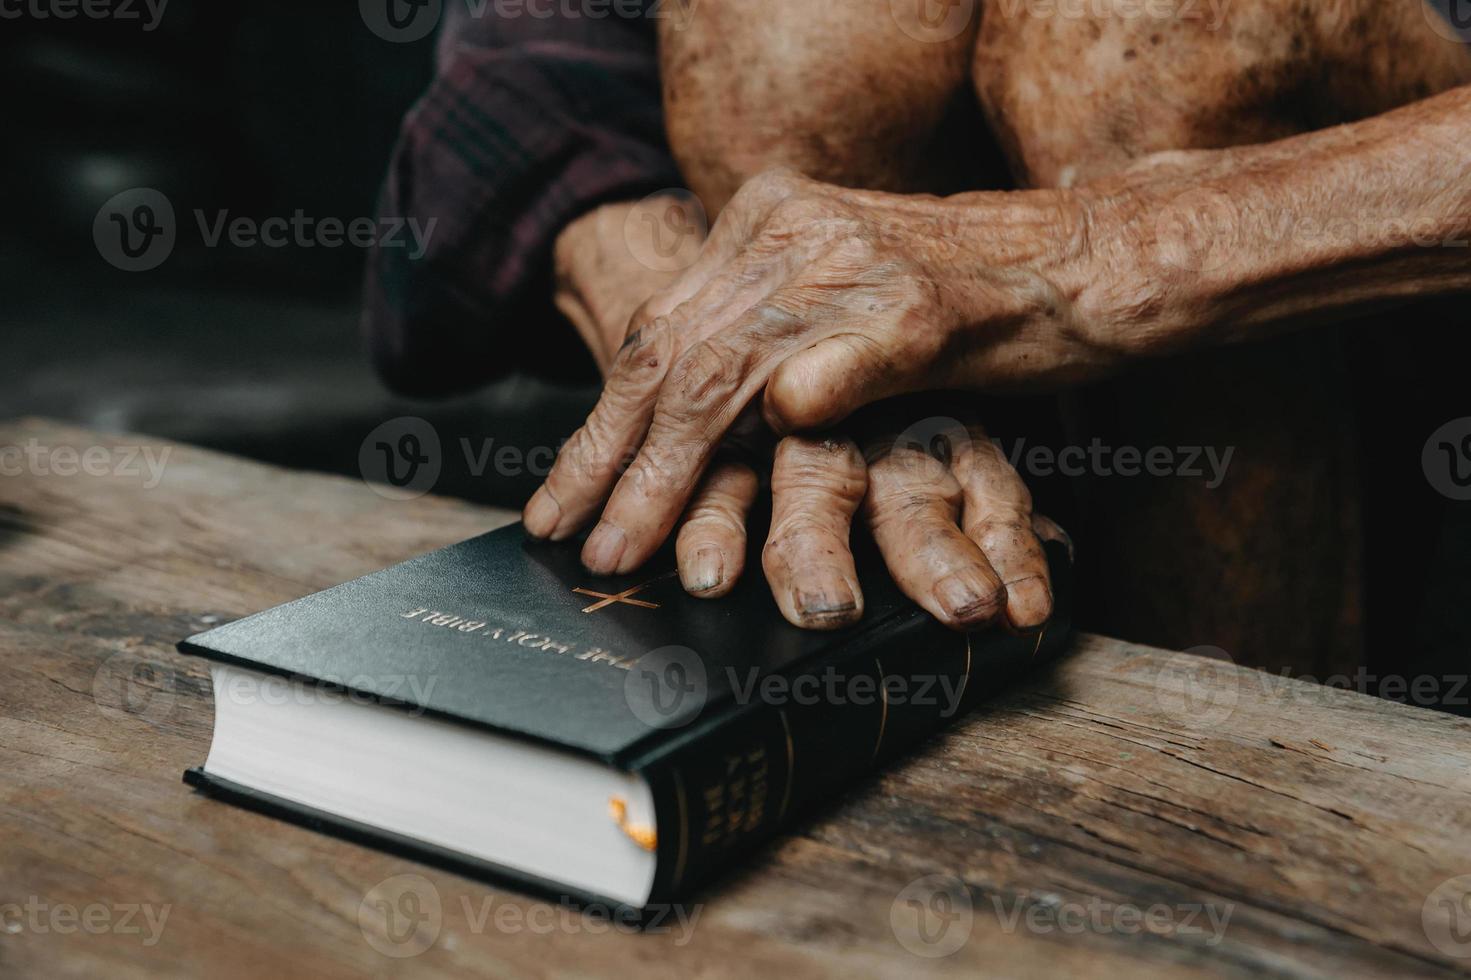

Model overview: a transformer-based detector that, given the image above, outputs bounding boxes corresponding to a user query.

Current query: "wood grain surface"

[2,418,1470,979]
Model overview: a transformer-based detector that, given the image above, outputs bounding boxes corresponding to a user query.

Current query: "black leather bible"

[181,522,1071,910]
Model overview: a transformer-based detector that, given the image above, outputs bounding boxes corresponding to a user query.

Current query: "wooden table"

[4,417,1471,979]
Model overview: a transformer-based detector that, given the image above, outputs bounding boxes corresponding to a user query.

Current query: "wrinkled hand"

[672,409,1066,632]
[525,168,1114,575]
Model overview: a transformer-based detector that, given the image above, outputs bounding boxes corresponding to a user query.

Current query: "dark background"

[1,1,595,507]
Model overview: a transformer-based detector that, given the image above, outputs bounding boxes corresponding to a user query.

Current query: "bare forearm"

[894,84,1471,388]
[1081,84,1471,355]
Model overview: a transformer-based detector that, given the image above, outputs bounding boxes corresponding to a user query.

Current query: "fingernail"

[933,574,1005,626]
[523,486,562,538]
[582,522,628,574]
[791,569,860,628]
[681,547,725,595]
[1006,576,1052,632]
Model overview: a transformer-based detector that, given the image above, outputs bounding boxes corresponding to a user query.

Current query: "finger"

[864,444,1007,630]
[763,330,928,434]
[762,435,867,630]
[675,459,759,598]
[522,317,677,540]
[950,425,1053,632]
[528,221,789,544]
[583,294,818,574]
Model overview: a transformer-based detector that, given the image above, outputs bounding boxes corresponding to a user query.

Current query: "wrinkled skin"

[536,0,1471,647]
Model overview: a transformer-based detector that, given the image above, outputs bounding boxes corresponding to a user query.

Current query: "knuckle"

[751,299,808,334]
[953,440,1032,501]
[769,196,827,229]
[868,451,956,500]
[773,437,865,492]
[551,426,602,484]
[610,315,674,383]
[762,516,844,569]
[766,206,860,256]
[684,469,755,526]
[575,413,632,478]
[970,516,1039,556]
[825,232,876,266]
[666,341,743,417]
[624,444,681,495]
[865,490,940,529]
[739,167,804,207]
[679,504,744,540]
[959,465,1034,514]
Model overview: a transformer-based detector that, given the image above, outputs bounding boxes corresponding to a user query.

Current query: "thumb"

[762,333,917,434]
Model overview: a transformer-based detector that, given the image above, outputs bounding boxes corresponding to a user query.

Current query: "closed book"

[181,521,1071,910]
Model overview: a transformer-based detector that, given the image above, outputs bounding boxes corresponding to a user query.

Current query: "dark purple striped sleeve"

[362,2,681,396]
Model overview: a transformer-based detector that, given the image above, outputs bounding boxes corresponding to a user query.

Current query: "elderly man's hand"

[524,168,1130,575]
[672,408,1066,633]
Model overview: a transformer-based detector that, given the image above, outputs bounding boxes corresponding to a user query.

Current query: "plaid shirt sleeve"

[362,2,682,396]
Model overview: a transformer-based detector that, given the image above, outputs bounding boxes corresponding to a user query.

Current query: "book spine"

[637,550,1072,906]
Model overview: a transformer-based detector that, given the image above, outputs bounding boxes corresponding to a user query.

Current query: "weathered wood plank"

[2,418,1469,979]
